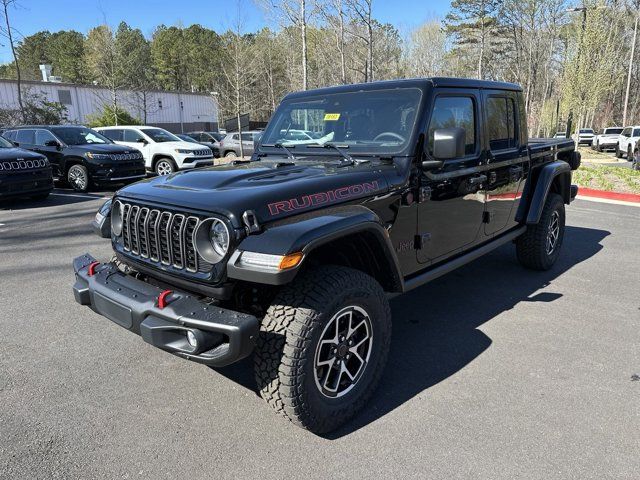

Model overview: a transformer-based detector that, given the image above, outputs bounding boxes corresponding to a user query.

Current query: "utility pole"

[623,14,638,126]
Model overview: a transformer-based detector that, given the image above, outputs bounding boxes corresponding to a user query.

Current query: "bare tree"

[623,0,639,125]
[317,0,349,84]
[346,0,374,82]
[0,0,24,122]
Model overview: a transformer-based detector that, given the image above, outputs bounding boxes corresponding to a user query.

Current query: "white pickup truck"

[592,127,623,152]
[97,126,214,175]
[616,126,640,159]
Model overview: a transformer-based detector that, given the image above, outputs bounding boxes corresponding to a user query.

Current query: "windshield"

[178,134,199,143]
[604,128,623,134]
[51,127,112,145]
[580,129,594,134]
[260,88,422,155]
[208,132,224,141]
[0,135,13,148]
[140,128,181,143]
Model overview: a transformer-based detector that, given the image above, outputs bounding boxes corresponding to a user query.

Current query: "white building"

[0,77,219,132]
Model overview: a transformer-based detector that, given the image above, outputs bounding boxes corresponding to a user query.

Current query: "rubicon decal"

[268,180,380,216]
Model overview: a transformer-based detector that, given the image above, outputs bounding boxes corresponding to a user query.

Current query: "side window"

[633,128,640,137]
[123,129,144,142]
[486,96,518,150]
[3,130,16,141]
[35,129,57,146]
[16,129,35,145]
[428,96,476,156]
[623,128,631,137]
[232,134,239,141]
[101,129,123,141]
[241,133,253,142]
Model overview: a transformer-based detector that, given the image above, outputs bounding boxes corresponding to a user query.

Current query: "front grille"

[193,149,211,156]
[0,158,48,171]
[120,202,202,273]
[111,153,143,161]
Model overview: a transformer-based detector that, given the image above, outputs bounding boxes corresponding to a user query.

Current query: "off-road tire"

[516,193,565,271]
[254,265,391,434]
[67,164,90,193]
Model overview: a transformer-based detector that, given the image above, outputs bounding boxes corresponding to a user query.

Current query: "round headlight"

[111,200,123,236]
[210,218,229,256]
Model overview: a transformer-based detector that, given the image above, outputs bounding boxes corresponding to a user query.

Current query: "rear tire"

[67,164,90,193]
[516,193,565,271]
[254,266,391,434]
[224,151,237,158]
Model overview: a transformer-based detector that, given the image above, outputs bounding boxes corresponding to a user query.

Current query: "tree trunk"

[339,0,346,84]
[623,15,638,126]
[3,1,24,123]
[301,0,308,90]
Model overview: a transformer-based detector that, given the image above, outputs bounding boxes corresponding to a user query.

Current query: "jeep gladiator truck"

[73,78,580,433]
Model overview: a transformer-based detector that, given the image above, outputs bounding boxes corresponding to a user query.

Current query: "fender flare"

[516,160,571,225]
[226,205,404,291]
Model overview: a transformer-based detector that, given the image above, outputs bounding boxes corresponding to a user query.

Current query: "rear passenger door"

[240,133,255,156]
[481,90,527,236]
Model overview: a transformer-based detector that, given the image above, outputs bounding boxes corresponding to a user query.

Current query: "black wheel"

[30,192,50,201]
[516,193,565,271]
[616,147,623,158]
[254,266,391,434]
[596,142,601,152]
[628,145,633,160]
[67,164,90,192]
[155,158,176,176]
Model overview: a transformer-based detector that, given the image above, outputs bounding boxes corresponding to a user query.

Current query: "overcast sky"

[0,0,449,63]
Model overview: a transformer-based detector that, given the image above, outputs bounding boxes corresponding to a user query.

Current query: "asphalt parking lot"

[1,189,638,479]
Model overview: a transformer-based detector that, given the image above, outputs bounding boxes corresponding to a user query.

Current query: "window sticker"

[324,113,341,121]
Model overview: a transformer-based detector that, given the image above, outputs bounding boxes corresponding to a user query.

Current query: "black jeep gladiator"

[74,78,580,433]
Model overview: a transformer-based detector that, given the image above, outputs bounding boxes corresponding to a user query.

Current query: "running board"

[401,226,527,293]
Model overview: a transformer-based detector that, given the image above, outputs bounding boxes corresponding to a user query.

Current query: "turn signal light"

[279,252,304,270]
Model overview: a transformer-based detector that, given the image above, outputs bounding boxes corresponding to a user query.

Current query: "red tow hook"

[87,261,100,276]
[157,290,174,309]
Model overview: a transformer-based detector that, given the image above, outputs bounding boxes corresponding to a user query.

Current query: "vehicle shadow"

[216,225,609,438]
[0,187,114,211]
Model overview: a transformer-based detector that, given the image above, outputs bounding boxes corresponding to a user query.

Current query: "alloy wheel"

[313,306,373,398]
[68,166,87,191]
[546,210,560,255]
[156,160,173,176]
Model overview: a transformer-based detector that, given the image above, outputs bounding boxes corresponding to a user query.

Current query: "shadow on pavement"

[0,187,114,211]
[217,225,609,438]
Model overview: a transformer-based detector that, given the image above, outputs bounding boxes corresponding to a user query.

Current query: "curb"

[576,187,640,203]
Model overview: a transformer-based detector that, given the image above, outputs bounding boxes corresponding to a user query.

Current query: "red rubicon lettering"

[267,180,380,216]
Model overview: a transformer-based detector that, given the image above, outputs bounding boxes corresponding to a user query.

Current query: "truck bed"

[528,137,575,159]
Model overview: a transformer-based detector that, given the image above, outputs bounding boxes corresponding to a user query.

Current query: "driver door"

[417,90,486,265]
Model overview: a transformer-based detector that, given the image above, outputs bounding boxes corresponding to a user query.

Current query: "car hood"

[72,144,138,154]
[0,147,45,161]
[116,158,393,226]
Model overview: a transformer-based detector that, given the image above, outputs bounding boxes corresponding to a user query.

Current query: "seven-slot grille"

[120,202,202,273]
[192,149,212,156]
[0,158,48,171]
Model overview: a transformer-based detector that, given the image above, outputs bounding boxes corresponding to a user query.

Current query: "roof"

[9,124,87,129]
[283,77,522,100]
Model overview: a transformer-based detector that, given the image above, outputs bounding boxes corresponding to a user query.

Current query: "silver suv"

[219,131,262,158]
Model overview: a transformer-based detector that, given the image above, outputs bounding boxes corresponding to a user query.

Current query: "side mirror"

[136,138,147,144]
[12,141,19,147]
[432,127,466,160]
[44,139,60,147]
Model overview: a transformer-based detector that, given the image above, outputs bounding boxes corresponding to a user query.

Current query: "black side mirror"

[44,139,60,147]
[136,138,147,144]
[12,141,19,147]
[432,127,466,160]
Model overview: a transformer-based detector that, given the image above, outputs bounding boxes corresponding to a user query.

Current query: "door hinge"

[414,233,431,249]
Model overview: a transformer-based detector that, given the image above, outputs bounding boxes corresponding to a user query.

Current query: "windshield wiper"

[307,142,371,166]
[262,143,298,161]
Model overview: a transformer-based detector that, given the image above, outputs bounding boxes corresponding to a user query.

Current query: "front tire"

[616,147,623,158]
[516,193,565,271]
[254,266,391,434]
[224,151,237,159]
[67,164,90,192]
[155,158,176,176]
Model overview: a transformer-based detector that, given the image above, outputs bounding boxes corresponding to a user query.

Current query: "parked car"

[0,134,53,200]
[218,131,262,158]
[633,139,640,170]
[77,77,580,434]
[554,131,567,138]
[592,127,623,152]
[616,125,640,159]
[96,126,213,176]
[576,128,595,146]
[185,131,224,157]
[3,125,146,192]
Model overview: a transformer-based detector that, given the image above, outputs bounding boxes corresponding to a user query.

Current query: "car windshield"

[259,88,422,155]
[604,128,623,134]
[208,132,224,141]
[580,129,594,134]
[51,127,112,145]
[140,128,181,143]
[0,135,13,148]
[178,134,199,143]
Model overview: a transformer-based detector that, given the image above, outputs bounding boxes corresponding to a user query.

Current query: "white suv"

[616,126,640,159]
[97,126,214,175]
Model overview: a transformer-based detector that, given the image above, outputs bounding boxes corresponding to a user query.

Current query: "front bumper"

[72,254,259,367]
[0,170,53,198]
[181,157,215,169]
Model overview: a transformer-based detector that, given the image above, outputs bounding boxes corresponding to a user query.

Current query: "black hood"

[117,158,394,226]
[0,147,45,161]
[70,144,138,154]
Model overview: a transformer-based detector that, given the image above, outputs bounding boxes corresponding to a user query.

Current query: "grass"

[573,165,640,194]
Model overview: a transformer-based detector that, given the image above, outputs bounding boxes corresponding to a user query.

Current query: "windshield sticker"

[324,113,341,121]
[267,180,380,216]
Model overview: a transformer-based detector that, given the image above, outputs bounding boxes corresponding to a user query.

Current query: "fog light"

[186,330,198,348]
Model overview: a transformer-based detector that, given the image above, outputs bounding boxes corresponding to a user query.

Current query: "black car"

[3,126,146,192]
[184,131,223,157]
[0,135,53,201]
[75,78,580,433]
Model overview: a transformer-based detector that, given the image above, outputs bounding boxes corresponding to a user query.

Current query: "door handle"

[468,174,487,186]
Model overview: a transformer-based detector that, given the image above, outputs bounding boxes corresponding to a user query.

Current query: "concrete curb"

[576,187,640,203]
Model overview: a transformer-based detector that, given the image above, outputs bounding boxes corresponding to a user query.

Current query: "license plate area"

[93,291,133,329]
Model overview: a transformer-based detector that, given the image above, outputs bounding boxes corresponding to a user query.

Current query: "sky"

[0,0,451,63]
